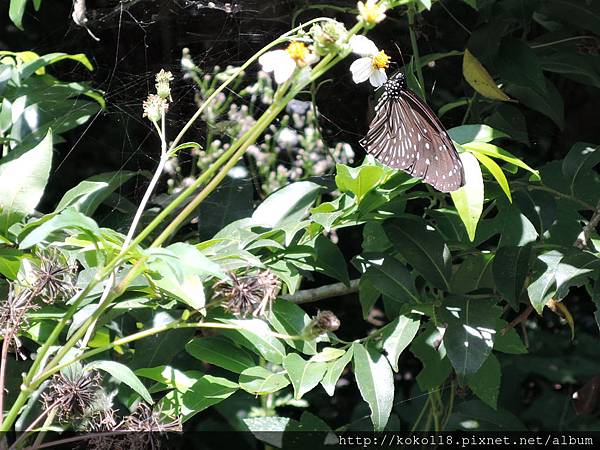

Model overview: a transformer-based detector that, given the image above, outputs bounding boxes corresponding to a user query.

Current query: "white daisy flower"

[349,35,390,88]
[357,0,387,26]
[259,41,318,84]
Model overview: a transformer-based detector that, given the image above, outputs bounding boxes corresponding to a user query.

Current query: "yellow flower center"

[372,50,390,70]
[286,41,309,62]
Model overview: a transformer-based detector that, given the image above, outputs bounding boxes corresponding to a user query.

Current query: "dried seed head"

[41,365,103,423]
[121,403,182,432]
[30,247,77,303]
[0,284,35,358]
[214,270,281,318]
[304,310,341,338]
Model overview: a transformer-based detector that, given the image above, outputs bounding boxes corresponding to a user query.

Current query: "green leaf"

[593,278,600,333]
[269,300,317,355]
[493,320,528,354]
[352,342,394,431]
[21,53,94,79]
[335,164,385,202]
[321,347,353,396]
[451,253,495,294]
[439,297,502,375]
[283,353,328,399]
[354,253,419,305]
[384,218,452,290]
[54,171,137,215]
[470,151,512,202]
[562,143,600,196]
[411,323,452,391]
[451,152,484,241]
[498,38,546,94]
[135,366,203,392]
[0,247,22,279]
[462,141,539,178]
[554,252,600,300]
[527,250,564,314]
[540,0,600,34]
[178,375,238,421]
[506,78,564,129]
[244,417,293,447]
[485,104,529,145]
[492,244,533,310]
[198,176,254,240]
[498,204,539,248]
[218,318,286,364]
[358,277,380,319]
[19,207,100,249]
[9,0,27,30]
[448,124,508,145]
[310,347,346,363]
[381,315,421,372]
[86,360,153,404]
[186,337,256,373]
[313,235,350,285]
[0,130,53,233]
[239,366,290,395]
[131,312,194,369]
[466,354,501,409]
[539,52,600,89]
[251,181,323,228]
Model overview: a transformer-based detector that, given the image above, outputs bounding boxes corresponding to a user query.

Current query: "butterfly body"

[360,72,465,193]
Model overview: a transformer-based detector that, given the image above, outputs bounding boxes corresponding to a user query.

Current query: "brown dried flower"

[304,310,341,338]
[30,247,78,303]
[213,270,281,318]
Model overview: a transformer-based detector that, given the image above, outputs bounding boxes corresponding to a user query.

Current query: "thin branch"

[281,279,360,304]
[574,199,600,249]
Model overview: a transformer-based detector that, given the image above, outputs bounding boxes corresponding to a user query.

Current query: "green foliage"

[2,0,600,442]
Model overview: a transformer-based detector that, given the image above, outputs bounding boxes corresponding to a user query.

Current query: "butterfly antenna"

[393,42,407,72]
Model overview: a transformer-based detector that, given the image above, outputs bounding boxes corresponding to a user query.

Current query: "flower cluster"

[143,68,173,122]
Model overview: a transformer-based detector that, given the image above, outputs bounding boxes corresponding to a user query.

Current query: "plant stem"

[407,3,425,99]
[80,111,169,349]
[0,337,9,425]
[280,279,360,304]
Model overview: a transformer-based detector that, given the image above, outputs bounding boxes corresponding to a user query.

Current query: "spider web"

[0,0,483,427]
[34,0,357,228]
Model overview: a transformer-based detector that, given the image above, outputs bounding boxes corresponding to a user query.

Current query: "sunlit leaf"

[463,49,511,101]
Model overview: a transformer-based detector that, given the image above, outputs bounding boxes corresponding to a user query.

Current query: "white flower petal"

[369,69,387,88]
[273,56,296,84]
[258,50,288,73]
[350,57,374,84]
[349,35,378,57]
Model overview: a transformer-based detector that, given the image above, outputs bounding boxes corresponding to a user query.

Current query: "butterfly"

[360,71,465,193]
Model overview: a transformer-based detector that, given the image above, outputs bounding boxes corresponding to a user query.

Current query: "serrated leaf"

[335,163,385,202]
